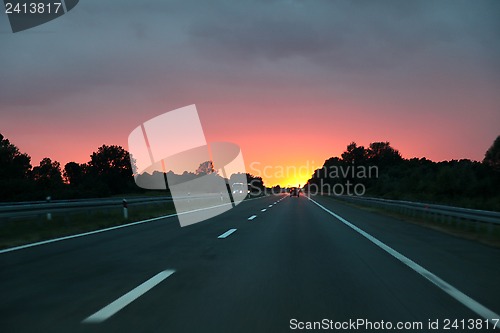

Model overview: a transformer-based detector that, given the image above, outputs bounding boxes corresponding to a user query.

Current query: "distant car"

[289,187,299,197]
[232,182,248,194]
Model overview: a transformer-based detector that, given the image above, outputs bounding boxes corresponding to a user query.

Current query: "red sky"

[3,93,498,187]
[1,1,499,187]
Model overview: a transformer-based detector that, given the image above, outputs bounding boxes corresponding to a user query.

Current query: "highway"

[1,194,500,332]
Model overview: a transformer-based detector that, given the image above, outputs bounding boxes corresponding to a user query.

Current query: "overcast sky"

[1,0,499,186]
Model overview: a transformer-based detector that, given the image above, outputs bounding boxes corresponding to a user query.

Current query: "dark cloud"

[0,0,499,109]
[188,0,500,70]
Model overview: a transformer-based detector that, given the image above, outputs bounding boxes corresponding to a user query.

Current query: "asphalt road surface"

[1,194,500,332]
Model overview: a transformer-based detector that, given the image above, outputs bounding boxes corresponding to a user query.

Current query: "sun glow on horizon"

[246,159,320,188]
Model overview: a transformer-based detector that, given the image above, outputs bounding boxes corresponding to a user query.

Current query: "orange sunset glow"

[1,1,499,188]
[2,3,500,333]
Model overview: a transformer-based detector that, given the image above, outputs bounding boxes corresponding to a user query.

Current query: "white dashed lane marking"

[218,229,237,239]
[82,270,176,323]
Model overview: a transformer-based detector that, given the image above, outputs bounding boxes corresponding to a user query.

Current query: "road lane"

[308,196,500,324]
[1,193,499,332]
[90,195,498,331]
[311,195,500,319]
[0,194,281,333]
[126,194,493,333]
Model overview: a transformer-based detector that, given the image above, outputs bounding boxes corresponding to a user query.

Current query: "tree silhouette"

[31,158,63,190]
[0,133,34,200]
[367,142,402,164]
[341,142,367,164]
[195,161,216,176]
[305,139,500,210]
[483,135,500,171]
[246,173,264,192]
[88,145,134,193]
[0,133,31,180]
[0,131,498,209]
[63,162,86,186]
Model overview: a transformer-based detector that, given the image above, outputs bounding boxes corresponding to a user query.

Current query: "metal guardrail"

[0,192,258,222]
[0,192,264,222]
[0,196,176,221]
[334,195,500,226]
[0,197,172,212]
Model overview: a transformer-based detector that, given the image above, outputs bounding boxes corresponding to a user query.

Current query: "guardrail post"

[123,199,128,219]
[46,196,52,221]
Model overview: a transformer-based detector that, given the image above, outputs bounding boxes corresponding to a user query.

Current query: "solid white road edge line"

[248,215,257,220]
[307,196,500,325]
[1,195,274,254]
[0,213,178,255]
[82,269,176,324]
[0,203,226,254]
[218,229,237,239]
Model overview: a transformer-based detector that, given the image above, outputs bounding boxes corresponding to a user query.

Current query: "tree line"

[2,132,498,208]
[305,137,500,211]
[0,133,265,201]
[0,133,136,201]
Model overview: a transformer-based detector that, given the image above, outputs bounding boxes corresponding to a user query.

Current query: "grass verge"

[324,196,500,248]
[0,202,177,250]
[0,194,267,250]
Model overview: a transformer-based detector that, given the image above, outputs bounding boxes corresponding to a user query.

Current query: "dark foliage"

[0,134,138,201]
[306,140,500,211]
[484,135,500,171]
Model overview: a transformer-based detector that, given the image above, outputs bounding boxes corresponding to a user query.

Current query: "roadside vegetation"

[328,196,500,248]
[0,133,265,202]
[0,201,177,249]
[0,132,267,248]
[306,136,500,211]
